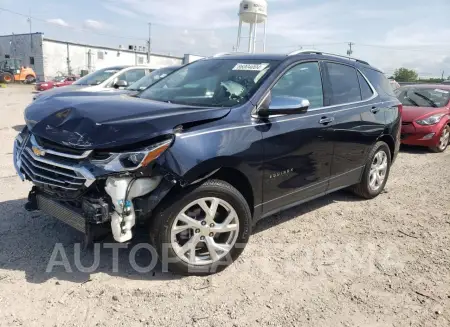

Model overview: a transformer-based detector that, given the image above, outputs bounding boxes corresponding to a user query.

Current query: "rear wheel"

[25,75,35,84]
[0,72,14,84]
[430,125,450,153]
[150,179,252,275]
[352,141,391,199]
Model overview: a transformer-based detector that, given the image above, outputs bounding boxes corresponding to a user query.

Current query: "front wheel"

[150,179,252,275]
[430,125,450,153]
[0,72,14,84]
[352,141,391,199]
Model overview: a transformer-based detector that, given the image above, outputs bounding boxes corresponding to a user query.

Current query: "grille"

[15,133,95,194]
[34,135,86,156]
[21,148,85,191]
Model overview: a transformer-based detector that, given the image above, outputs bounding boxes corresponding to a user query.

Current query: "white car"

[33,65,153,101]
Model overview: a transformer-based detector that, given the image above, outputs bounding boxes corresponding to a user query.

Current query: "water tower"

[236,0,268,53]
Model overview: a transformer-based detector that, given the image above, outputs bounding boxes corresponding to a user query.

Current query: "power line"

[0,6,147,42]
[356,43,450,53]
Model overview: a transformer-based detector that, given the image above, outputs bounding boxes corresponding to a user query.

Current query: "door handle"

[371,106,380,114]
[319,117,334,125]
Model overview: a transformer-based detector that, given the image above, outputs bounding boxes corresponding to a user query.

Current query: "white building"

[0,32,204,81]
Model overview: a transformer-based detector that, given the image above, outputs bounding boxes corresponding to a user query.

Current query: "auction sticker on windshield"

[232,63,270,71]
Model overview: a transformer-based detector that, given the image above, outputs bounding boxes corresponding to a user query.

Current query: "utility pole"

[147,23,152,64]
[27,11,32,50]
[441,70,445,81]
[347,42,354,57]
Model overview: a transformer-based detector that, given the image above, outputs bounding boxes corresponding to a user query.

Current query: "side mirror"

[114,80,128,89]
[258,93,310,117]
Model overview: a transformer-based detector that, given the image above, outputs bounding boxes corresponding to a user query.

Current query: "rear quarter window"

[360,67,396,98]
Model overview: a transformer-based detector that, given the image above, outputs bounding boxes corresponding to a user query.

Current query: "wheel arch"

[181,161,256,216]
[378,134,395,160]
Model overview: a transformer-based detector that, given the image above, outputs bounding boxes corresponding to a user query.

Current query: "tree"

[393,68,418,82]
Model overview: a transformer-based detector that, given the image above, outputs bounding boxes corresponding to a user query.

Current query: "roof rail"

[213,52,233,57]
[212,51,250,58]
[288,49,370,66]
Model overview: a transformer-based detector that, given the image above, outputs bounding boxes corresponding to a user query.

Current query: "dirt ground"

[0,85,449,327]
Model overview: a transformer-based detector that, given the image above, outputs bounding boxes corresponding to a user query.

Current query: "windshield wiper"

[413,92,438,107]
[404,95,419,107]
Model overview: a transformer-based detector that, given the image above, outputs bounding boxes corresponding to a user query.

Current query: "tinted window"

[118,69,146,85]
[272,62,324,109]
[325,62,362,105]
[361,67,396,97]
[357,71,373,100]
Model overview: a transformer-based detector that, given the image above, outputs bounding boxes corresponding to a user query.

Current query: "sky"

[1,0,450,77]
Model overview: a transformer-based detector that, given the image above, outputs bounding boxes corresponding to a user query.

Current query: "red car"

[35,76,78,91]
[396,84,450,152]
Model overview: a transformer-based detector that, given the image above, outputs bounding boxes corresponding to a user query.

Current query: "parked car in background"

[35,76,78,91]
[396,85,450,152]
[126,65,181,91]
[388,78,400,91]
[14,51,401,275]
[33,65,153,101]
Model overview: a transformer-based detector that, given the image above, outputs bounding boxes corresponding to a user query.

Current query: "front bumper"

[401,123,442,147]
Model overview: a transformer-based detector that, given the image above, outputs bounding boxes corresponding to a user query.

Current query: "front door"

[259,61,334,215]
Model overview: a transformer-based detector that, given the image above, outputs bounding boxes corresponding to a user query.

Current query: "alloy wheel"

[170,197,239,265]
[369,150,388,192]
[438,126,450,151]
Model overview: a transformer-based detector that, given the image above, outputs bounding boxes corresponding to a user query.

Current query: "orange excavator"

[0,58,36,84]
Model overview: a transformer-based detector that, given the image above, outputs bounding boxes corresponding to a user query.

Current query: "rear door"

[260,61,334,215]
[321,61,384,191]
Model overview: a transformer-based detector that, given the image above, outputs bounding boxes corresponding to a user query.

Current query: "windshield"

[127,66,179,91]
[74,68,121,86]
[395,87,450,108]
[53,76,65,82]
[139,59,280,107]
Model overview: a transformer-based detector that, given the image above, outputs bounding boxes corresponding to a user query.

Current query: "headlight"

[416,113,446,126]
[91,138,172,172]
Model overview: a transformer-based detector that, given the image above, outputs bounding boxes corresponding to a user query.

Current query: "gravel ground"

[0,85,449,327]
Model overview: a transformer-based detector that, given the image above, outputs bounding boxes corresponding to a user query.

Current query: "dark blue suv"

[14,50,401,274]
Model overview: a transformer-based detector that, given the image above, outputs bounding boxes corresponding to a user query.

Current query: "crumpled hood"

[24,94,230,149]
[34,85,133,101]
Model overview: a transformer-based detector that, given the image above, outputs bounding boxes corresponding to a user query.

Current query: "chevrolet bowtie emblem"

[32,146,46,157]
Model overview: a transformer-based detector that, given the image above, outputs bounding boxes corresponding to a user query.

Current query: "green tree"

[393,68,418,82]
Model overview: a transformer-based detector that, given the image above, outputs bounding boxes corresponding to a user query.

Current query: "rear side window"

[361,67,396,97]
[357,71,374,100]
[325,62,362,105]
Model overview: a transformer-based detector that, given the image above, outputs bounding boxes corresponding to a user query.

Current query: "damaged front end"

[14,126,178,243]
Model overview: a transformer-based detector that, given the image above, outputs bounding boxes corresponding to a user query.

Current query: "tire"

[430,125,450,153]
[25,75,35,84]
[150,179,252,275]
[0,72,14,84]
[351,141,391,199]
